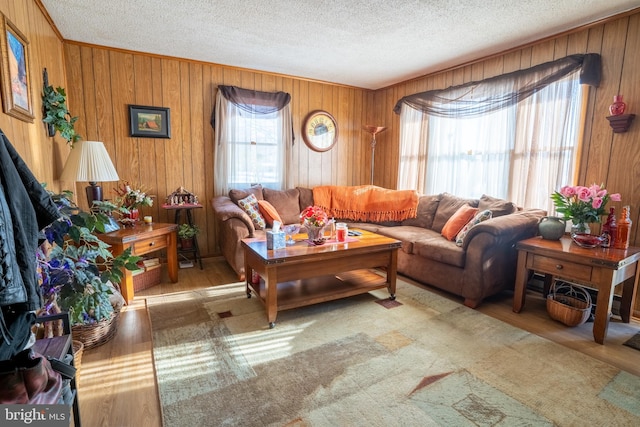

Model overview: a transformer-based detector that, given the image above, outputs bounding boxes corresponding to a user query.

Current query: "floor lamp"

[60,140,120,208]
[363,125,387,185]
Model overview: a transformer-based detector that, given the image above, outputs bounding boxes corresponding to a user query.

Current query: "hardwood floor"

[76,258,640,427]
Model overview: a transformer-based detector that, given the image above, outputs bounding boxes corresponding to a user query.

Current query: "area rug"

[146,276,640,427]
[624,332,640,351]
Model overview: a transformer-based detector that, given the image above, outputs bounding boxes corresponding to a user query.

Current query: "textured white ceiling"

[41,0,638,90]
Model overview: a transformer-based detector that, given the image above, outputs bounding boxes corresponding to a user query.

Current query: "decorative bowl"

[571,233,604,248]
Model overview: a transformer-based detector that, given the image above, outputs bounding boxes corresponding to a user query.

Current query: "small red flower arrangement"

[300,205,329,227]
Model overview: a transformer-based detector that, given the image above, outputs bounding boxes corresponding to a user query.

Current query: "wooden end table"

[513,236,640,344]
[100,222,179,303]
[242,230,401,328]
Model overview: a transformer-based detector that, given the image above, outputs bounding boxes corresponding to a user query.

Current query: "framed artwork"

[0,14,34,122]
[128,105,171,138]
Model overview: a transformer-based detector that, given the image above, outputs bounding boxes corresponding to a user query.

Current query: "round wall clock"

[302,110,338,152]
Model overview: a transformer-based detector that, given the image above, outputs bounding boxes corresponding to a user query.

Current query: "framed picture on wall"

[128,105,171,138]
[0,14,34,123]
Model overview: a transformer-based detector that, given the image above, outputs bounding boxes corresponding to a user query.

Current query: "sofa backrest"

[401,194,441,229]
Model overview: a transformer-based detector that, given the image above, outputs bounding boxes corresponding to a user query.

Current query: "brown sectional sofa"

[211,185,546,308]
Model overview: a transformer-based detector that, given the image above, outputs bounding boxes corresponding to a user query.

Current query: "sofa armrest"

[211,195,256,237]
[461,208,547,250]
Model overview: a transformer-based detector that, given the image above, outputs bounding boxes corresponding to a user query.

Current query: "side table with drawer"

[99,222,179,303]
[512,236,640,344]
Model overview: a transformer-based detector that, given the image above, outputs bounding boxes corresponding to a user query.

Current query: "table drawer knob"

[555,264,563,270]
[149,241,155,246]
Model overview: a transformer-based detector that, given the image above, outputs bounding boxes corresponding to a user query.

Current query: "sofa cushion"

[455,209,492,246]
[441,205,479,240]
[401,194,441,229]
[375,226,440,255]
[237,194,266,230]
[297,187,314,212]
[478,194,517,217]
[263,188,301,224]
[432,193,479,233]
[257,200,283,227]
[229,184,263,205]
[413,236,466,268]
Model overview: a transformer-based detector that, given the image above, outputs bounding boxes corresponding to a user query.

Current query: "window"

[213,86,293,196]
[227,109,283,190]
[395,54,598,213]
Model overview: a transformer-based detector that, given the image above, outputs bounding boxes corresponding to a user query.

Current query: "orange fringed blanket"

[312,185,418,222]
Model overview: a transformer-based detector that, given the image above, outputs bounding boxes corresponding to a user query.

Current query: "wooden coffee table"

[513,236,640,344]
[241,229,401,327]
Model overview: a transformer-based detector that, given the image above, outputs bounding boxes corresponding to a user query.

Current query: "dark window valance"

[211,85,291,129]
[393,53,601,117]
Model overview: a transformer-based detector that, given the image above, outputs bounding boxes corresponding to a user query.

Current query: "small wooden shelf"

[606,114,635,133]
[248,269,388,312]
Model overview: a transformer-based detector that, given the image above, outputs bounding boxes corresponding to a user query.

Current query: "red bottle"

[614,206,631,250]
[601,207,617,248]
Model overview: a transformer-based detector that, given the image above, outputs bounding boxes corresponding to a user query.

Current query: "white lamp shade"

[60,140,119,183]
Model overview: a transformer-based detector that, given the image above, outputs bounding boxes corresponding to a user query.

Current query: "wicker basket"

[133,264,162,292]
[72,310,120,350]
[546,282,592,326]
[72,340,84,383]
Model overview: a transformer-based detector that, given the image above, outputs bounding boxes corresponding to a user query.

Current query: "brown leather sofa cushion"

[478,194,517,217]
[229,184,263,205]
[432,193,479,233]
[263,188,301,224]
[401,194,441,229]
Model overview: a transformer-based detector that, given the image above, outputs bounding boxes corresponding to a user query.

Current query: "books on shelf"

[142,257,160,267]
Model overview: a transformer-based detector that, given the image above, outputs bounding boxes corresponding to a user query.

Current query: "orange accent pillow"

[441,205,478,241]
[258,200,283,227]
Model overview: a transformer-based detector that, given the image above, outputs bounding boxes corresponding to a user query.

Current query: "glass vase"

[305,225,325,242]
[570,221,591,236]
[609,95,626,116]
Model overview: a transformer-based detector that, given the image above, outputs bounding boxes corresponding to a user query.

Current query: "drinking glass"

[284,224,300,245]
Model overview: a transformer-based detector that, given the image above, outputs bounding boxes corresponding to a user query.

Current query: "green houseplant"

[178,223,200,240]
[42,83,81,146]
[37,188,140,339]
[178,223,200,250]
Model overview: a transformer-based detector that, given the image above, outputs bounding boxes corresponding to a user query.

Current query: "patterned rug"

[624,332,640,351]
[146,275,640,427]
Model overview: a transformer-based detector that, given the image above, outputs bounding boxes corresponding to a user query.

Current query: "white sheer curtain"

[214,90,292,196]
[510,75,583,210]
[397,71,583,212]
[397,105,427,193]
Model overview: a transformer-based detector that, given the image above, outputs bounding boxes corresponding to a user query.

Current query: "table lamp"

[60,140,120,207]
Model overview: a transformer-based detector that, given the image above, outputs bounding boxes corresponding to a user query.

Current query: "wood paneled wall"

[372,10,640,247]
[3,1,640,258]
[62,44,373,257]
[0,0,68,189]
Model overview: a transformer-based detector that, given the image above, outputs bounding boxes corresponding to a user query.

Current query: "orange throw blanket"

[313,185,418,222]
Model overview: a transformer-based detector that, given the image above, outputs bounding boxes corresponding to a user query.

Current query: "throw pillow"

[258,200,283,227]
[455,209,493,246]
[229,184,263,205]
[263,188,301,224]
[432,193,479,233]
[441,205,478,241]
[478,194,517,217]
[238,194,266,230]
